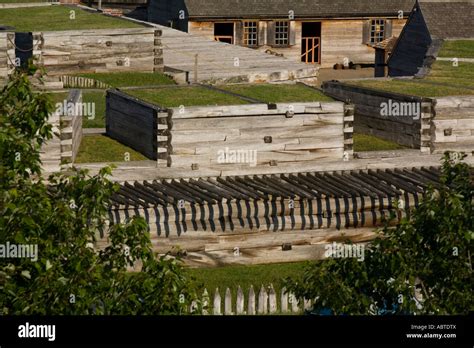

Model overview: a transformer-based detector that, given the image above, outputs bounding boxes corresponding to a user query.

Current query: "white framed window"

[275,21,289,46]
[370,19,385,44]
[243,21,258,47]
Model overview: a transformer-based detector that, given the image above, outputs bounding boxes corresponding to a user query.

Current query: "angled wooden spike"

[236,286,244,315]
[290,292,299,313]
[281,287,288,313]
[248,285,256,315]
[213,288,221,315]
[224,288,232,315]
[269,284,277,314]
[202,288,209,315]
[257,285,266,315]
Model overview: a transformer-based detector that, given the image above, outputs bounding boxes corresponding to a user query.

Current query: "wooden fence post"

[202,288,209,315]
[236,286,244,315]
[290,293,299,313]
[281,287,288,313]
[248,285,256,315]
[257,285,267,314]
[213,288,221,315]
[263,287,268,314]
[303,298,312,311]
[224,288,232,315]
[190,300,198,313]
[194,54,198,84]
[269,285,277,314]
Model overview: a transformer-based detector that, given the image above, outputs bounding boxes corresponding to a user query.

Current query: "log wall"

[59,89,83,164]
[40,89,83,173]
[429,96,474,154]
[160,102,352,174]
[105,92,352,175]
[322,83,474,154]
[106,89,160,160]
[322,81,429,148]
[33,28,163,75]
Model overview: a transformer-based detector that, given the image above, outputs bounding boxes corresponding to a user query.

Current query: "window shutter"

[267,21,275,46]
[234,21,243,45]
[385,19,393,39]
[258,21,266,46]
[289,21,296,46]
[362,20,370,44]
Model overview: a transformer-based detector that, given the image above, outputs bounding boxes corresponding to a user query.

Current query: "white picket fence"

[190,285,314,315]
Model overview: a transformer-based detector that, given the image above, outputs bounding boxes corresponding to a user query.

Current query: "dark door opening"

[214,23,234,44]
[15,32,33,71]
[374,48,387,77]
[301,22,321,64]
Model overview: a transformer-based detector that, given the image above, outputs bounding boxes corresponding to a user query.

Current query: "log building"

[147,0,414,68]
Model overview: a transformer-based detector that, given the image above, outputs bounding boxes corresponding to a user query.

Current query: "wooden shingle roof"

[418,1,474,39]
[180,0,416,19]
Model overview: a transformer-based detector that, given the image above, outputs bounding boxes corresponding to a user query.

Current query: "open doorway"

[214,23,234,44]
[15,32,33,71]
[301,22,321,64]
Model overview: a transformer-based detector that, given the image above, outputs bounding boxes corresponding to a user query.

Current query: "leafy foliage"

[0,71,52,181]
[286,154,473,315]
[0,71,198,315]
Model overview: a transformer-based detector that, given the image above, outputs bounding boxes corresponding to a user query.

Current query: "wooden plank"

[173,138,300,155]
[172,114,342,131]
[169,102,343,119]
[284,136,343,151]
[182,243,340,267]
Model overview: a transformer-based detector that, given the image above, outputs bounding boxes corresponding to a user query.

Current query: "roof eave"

[189,13,408,21]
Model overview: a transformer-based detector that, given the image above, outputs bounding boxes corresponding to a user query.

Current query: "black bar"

[0,315,472,346]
